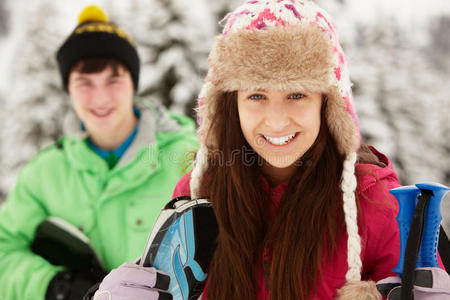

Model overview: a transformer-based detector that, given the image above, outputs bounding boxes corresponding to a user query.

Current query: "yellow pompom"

[77,5,108,25]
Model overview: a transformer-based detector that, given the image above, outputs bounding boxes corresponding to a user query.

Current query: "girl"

[93,0,402,299]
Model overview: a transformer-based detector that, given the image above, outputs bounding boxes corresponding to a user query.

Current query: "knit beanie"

[56,5,140,91]
[190,1,380,298]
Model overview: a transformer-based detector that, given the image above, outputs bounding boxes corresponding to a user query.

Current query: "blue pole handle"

[389,186,421,277]
[415,182,449,268]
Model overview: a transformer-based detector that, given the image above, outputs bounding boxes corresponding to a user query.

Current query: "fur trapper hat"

[190,1,379,298]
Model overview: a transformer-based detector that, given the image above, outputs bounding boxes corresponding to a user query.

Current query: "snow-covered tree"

[106,0,216,117]
[318,0,450,230]
[0,0,9,36]
[346,16,450,229]
[0,0,10,106]
[427,15,450,84]
[425,15,450,230]
[0,2,70,200]
[349,16,448,183]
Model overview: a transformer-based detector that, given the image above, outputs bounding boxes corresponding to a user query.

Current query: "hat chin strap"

[336,153,383,299]
[341,152,362,281]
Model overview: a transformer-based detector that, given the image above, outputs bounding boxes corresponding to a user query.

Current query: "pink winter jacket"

[172,147,402,299]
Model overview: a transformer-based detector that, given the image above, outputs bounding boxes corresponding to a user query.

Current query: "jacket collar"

[355,146,399,193]
[62,98,181,171]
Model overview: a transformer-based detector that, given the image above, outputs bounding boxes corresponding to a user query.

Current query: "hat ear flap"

[190,145,209,199]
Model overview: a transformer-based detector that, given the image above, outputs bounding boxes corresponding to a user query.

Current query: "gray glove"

[92,262,172,300]
[377,267,450,299]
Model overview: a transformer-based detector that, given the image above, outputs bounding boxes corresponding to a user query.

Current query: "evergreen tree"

[107,0,216,117]
[427,15,450,83]
[0,0,10,105]
[426,15,450,231]
[0,0,9,36]
[0,2,70,199]
[349,17,449,187]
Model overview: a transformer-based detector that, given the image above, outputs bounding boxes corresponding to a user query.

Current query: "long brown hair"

[204,91,346,299]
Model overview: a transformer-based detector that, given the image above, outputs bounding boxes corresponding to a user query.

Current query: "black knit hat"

[56,5,140,91]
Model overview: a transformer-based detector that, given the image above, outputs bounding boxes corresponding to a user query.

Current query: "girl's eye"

[289,93,305,100]
[248,94,265,100]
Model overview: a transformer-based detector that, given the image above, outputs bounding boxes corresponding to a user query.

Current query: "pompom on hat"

[190,0,380,298]
[56,5,140,91]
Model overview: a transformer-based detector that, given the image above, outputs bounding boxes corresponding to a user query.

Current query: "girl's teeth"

[263,133,296,145]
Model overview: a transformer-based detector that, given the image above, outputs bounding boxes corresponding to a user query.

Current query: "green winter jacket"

[0,100,199,300]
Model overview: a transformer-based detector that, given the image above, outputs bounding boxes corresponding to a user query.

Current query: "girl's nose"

[264,103,290,131]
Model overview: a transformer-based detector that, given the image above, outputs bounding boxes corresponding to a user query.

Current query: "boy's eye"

[109,78,121,84]
[249,94,265,100]
[289,93,305,99]
[77,81,91,88]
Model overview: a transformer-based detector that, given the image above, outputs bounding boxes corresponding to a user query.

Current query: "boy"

[0,5,198,300]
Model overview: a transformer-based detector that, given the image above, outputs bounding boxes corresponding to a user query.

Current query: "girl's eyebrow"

[246,89,266,93]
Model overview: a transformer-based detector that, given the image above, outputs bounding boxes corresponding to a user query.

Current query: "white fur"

[190,145,209,199]
[336,280,382,300]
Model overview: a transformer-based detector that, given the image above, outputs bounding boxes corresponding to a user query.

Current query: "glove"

[377,267,450,299]
[92,262,172,300]
[46,271,99,300]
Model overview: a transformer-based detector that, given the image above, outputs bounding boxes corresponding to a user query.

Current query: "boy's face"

[68,65,135,139]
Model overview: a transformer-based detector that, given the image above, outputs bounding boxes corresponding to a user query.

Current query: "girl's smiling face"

[237,89,322,182]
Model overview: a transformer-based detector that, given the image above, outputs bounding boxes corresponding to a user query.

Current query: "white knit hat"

[190,1,380,298]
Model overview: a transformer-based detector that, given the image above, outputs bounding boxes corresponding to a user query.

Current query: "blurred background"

[0,0,449,229]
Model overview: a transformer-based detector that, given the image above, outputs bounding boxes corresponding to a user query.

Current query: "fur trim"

[326,89,359,155]
[190,145,209,199]
[335,281,382,300]
[196,85,221,147]
[207,26,334,93]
